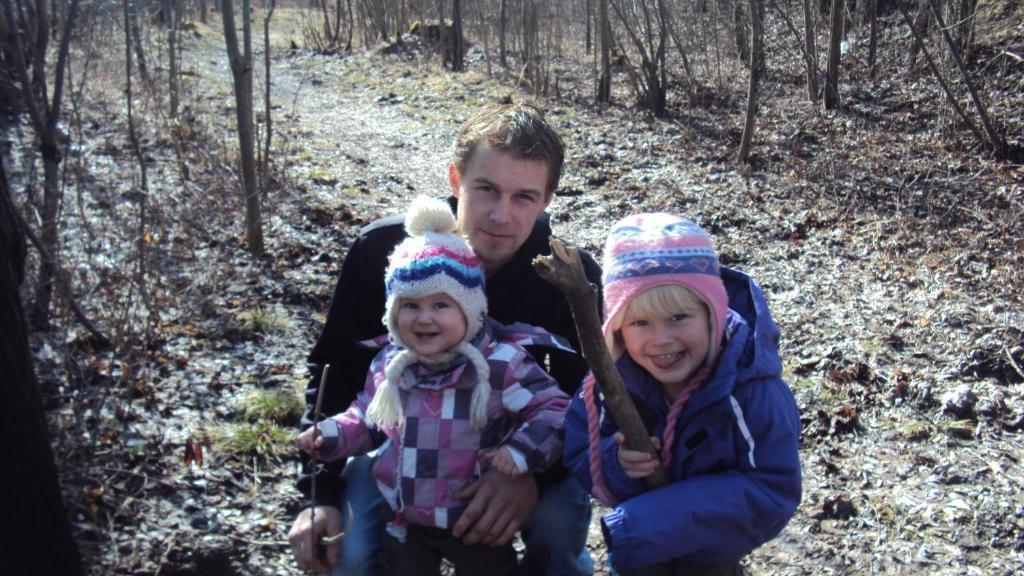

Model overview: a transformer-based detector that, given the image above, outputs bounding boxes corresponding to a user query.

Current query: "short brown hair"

[452,102,565,195]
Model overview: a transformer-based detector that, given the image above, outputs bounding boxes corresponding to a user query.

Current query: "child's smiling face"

[620,293,711,401]
[396,293,468,357]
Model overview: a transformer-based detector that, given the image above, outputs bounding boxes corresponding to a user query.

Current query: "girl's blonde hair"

[611,283,720,366]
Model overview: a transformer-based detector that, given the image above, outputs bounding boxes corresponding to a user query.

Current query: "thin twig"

[1005,347,1024,380]
[309,364,330,554]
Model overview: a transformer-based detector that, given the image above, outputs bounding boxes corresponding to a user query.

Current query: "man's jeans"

[332,454,593,576]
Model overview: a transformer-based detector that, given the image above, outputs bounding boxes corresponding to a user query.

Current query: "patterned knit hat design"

[383,195,488,347]
[601,213,728,364]
[368,195,492,431]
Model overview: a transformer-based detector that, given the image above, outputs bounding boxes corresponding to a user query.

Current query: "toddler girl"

[300,195,571,575]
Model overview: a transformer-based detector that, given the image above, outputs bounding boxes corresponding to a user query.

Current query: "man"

[289,103,601,575]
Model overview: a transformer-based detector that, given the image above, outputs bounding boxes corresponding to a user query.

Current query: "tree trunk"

[1,0,79,328]
[498,0,506,67]
[128,0,150,85]
[124,0,150,312]
[738,0,764,162]
[262,0,275,193]
[0,159,86,576]
[907,0,928,69]
[597,0,610,103]
[164,0,179,119]
[450,0,463,71]
[925,0,1007,157]
[803,0,818,101]
[221,0,264,254]
[866,0,878,74]
[585,0,592,54]
[734,1,749,65]
[824,0,843,110]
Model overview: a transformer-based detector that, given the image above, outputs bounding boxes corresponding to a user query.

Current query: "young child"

[298,195,571,575]
[563,213,802,575]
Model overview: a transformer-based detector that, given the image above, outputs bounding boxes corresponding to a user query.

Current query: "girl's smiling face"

[619,286,712,401]
[396,293,467,357]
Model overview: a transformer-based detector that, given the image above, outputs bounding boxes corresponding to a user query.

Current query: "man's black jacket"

[297,199,603,506]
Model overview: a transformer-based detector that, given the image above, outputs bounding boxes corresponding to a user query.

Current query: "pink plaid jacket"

[318,319,572,529]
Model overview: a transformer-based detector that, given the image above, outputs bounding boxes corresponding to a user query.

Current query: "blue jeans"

[332,454,386,576]
[333,456,593,576]
[518,474,593,576]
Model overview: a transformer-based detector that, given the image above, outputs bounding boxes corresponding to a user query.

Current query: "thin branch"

[15,208,110,345]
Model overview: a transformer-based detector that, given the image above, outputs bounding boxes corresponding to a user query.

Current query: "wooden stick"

[308,364,349,548]
[533,237,667,489]
[309,364,329,554]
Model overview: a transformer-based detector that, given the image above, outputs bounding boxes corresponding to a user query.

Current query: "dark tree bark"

[596,0,610,103]
[824,0,843,109]
[127,0,149,86]
[609,0,668,117]
[925,0,1006,157]
[0,159,85,576]
[734,0,749,65]
[163,0,179,119]
[866,0,878,74]
[1,0,80,328]
[450,0,463,71]
[738,0,764,162]
[221,0,264,254]
[261,0,275,192]
[907,0,928,69]
[803,0,819,101]
[498,0,507,67]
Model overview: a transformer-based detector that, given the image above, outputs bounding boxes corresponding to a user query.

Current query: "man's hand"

[614,432,662,479]
[288,505,343,574]
[452,469,538,546]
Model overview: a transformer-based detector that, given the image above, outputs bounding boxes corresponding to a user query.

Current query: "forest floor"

[4,4,1024,575]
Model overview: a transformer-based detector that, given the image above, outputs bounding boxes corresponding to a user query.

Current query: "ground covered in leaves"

[4,4,1024,575]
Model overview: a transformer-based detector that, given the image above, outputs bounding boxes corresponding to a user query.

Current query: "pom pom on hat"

[601,213,728,364]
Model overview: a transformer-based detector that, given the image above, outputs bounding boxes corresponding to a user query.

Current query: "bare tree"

[925,0,1006,157]
[124,0,151,313]
[498,0,507,67]
[803,0,819,100]
[1,0,81,328]
[609,0,669,117]
[865,0,878,74]
[734,0,749,65]
[450,0,463,71]
[824,0,843,109]
[907,0,929,69]
[596,0,610,103]
[737,0,764,162]
[261,0,276,192]
[221,0,264,254]
[0,159,85,576]
[127,0,150,86]
[163,0,179,119]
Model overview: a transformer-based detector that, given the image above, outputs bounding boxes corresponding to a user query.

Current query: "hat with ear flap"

[366,195,492,431]
[601,213,728,364]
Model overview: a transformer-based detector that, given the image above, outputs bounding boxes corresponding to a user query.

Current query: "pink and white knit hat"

[601,213,728,363]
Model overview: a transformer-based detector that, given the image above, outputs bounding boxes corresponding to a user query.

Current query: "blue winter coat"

[563,267,802,568]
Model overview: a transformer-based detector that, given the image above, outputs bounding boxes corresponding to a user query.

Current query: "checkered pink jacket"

[318,319,572,530]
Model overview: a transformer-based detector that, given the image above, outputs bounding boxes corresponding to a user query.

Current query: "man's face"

[450,145,552,275]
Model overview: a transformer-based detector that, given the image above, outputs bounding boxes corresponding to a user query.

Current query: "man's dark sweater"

[297,200,602,506]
